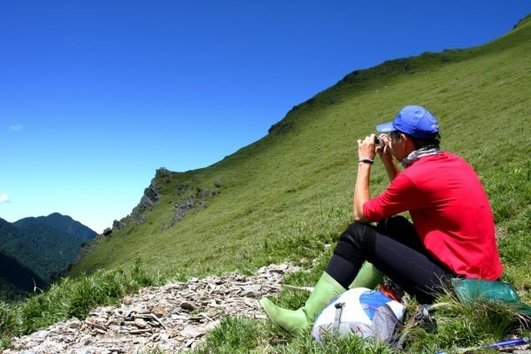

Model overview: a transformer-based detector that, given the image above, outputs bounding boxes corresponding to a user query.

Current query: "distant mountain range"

[15,212,97,242]
[0,213,96,299]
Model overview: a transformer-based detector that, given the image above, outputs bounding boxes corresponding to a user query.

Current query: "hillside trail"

[4,263,301,354]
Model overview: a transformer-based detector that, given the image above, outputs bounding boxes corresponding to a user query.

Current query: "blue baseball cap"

[376,105,439,139]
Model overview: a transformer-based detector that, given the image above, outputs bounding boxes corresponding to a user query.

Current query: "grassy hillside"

[2,15,529,353]
[72,16,530,291]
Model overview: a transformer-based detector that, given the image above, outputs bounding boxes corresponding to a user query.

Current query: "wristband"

[359,158,374,164]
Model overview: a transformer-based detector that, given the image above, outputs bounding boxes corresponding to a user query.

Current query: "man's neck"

[402,146,442,167]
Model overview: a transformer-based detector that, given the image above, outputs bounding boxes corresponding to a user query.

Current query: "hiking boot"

[260,272,345,334]
[349,261,384,289]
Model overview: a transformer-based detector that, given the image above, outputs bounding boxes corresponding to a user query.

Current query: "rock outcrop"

[112,169,166,231]
[129,182,161,226]
[167,182,221,229]
[110,169,222,233]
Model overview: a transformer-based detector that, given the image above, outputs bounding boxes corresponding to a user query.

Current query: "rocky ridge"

[109,168,222,234]
[5,263,300,354]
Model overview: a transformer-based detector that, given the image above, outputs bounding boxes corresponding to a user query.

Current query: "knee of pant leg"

[376,216,410,235]
[333,223,374,263]
[341,222,373,247]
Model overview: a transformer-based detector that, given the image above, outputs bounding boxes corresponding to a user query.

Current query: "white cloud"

[0,193,9,204]
[8,124,23,132]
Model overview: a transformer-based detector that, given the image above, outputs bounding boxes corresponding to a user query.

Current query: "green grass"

[2,14,530,353]
[193,315,397,354]
[404,296,528,353]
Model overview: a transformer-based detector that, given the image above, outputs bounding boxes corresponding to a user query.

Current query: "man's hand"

[376,134,393,164]
[357,134,377,161]
[375,133,400,181]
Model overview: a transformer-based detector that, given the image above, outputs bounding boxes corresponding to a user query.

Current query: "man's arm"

[353,161,371,222]
[353,134,376,222]
[382,158,400,181]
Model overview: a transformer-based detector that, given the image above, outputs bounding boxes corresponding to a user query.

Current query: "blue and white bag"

[311,287,406,343]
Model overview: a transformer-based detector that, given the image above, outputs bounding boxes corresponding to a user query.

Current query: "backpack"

[311,287,406,343]
[451,278,531,318]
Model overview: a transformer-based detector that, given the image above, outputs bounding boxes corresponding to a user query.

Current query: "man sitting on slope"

[260,105,503,334]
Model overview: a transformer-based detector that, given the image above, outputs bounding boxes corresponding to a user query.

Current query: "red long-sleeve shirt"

[363,152,503,280]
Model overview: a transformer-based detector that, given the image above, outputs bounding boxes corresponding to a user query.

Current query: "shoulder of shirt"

[404,152,473,181]
[414,151,463,165]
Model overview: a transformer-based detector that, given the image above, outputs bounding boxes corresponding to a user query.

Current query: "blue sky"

[1,1,529,233]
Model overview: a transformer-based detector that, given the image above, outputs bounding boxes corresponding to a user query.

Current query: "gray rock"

[7,263,300,353]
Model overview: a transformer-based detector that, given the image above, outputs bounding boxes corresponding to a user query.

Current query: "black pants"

[325,216,455,304]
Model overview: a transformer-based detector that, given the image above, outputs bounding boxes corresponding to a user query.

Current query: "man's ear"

[401,134,417,151]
